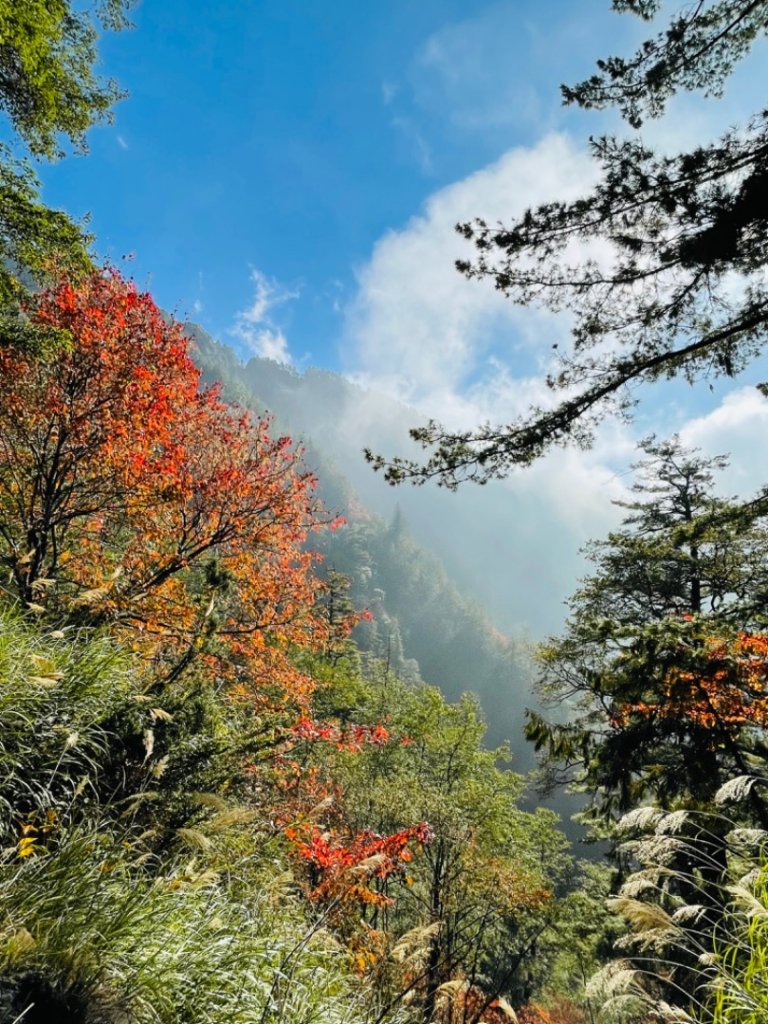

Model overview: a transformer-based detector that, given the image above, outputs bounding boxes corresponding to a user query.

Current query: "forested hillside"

[0,270,593,1024]
[188,325,593,642]
[190,323,534,759]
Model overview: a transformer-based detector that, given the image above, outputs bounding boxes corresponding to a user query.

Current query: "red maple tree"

[0,269,328,703]
[285,820,433,906]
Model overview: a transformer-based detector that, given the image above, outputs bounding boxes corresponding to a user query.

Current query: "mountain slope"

[188,324,535,764]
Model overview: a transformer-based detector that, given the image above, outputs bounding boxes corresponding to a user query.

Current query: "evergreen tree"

[573,436,768,626]
[526,438,768,824]
[367,0,768,487]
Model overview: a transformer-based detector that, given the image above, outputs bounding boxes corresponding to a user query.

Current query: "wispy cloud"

[116,134,129,150]
[414,8,548,134]
[230,269,299,364]
[407,4,620,140]
[381,80,397,105]
[390,116,434,175]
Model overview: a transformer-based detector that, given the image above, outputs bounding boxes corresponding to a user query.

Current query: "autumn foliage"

[0,270,327,702]
[515,999,586,1024]
[0,268,576,1021]
[0,268,436,916]
[286,821,433,905]
[615,631,768,732]
[291,716,396,750]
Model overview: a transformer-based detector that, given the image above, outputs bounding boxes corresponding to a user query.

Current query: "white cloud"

[248,327,292,364]
[334,135,641,635]
[343,132,598,427]
[680,387,768,499]
[116,134,129,150]
[230,269,298,363]
[338,131,768,636]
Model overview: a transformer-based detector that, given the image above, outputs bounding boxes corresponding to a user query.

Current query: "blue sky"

[36,0,648,365]
[29,1,768,632]
[37,1,768,395]
[35,1,766,377]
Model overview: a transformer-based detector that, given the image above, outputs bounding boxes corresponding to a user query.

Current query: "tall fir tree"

[527,437,768,825]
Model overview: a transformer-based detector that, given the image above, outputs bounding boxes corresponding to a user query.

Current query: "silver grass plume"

[715,775,758,806]
[618,877,660,900]
[726,828,768,848]
[391,922,441,966]
[617,807,665,833]
[670,904,708,925]
[726,883,768,919]
[656,811,690,835]
[649,1000,695,1022]
[585,959,644,1000]
[632,835,687,866]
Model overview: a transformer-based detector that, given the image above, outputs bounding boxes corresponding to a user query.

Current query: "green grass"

[711,866,768,1024]
[0,611,134,834]
[0,609,402,1024]
[0,823,386,1023]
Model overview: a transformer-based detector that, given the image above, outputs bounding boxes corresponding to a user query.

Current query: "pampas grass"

[0,610,401,1024]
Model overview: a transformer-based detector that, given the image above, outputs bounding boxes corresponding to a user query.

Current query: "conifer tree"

[368,1,768,487]
[527,438,768,824]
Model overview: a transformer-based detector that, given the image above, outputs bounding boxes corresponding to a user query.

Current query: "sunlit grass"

[0,609,400,1024]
